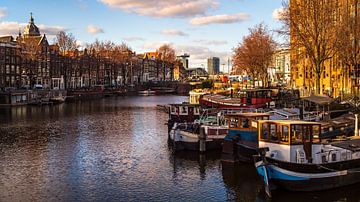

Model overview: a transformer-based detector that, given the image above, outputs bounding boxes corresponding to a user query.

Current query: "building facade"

[269,48,291,86]
[290,0,359,97]
[0,37,22,89]
[207,57,220,75]
[176,53,190,69]
[0,14,184,91]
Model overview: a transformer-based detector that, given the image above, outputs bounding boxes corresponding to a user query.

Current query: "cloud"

[193,39,227,46]
[0,21,66,36]
[0,7,7,19]
[190,13,250,26]
[161,29,188,36]
[86,25,104,34]
[272,7,286,21]
[99,0,219,18]
[123,36,145,42]
[37,24,66,35]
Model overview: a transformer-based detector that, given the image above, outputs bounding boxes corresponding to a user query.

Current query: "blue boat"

[222,113,270,162]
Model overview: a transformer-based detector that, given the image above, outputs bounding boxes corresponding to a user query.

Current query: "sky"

[0,0,285,72]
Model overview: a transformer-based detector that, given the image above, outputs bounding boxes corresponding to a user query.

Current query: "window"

[180,106,188,115]
[291,125,303,144]
[260,122,269,140]
[313,125,320,142]
[229,118,239,128]
[241,118,250,128]
[270,124,278,141]
[281,126,289,143]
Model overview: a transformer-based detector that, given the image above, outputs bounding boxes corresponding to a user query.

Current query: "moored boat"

[199,89,272,109]
[221,113,270,163]
[254,119,360,197]
[169,122,228,151]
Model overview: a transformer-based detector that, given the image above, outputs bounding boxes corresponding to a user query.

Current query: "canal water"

[0,96,359,202]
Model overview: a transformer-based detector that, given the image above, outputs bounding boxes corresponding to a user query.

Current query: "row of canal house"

[0,14,185,92]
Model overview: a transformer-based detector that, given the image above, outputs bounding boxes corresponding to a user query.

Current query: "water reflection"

[0,96,359,201]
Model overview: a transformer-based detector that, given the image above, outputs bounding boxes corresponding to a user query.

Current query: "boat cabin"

[258,120,322,163]
[189,90,207,105]
[224,113,270,142]
[238,89,272,108]
[169,103,201,123]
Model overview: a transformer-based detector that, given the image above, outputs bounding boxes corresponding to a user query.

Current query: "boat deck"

[331,138,360,152]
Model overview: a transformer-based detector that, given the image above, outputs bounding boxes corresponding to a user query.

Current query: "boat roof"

[257,120,321,125]
[331,138,360,152]
[302,95,334,105]
[225,112,270,117]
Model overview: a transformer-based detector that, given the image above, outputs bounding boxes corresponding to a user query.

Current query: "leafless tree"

[335,0,360,95]
[55,31,79,56]
[280,0,338,95]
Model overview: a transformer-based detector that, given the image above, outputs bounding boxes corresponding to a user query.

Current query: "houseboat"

[167,103,202,132]
[221,113,270,162]
[169,122,228,151]
[254,120,360,197]
[169,117,228,151]
[199,89,272,109]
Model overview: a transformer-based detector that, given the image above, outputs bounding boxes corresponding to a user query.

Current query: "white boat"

[254,119,360,197]
[169,122,228,151]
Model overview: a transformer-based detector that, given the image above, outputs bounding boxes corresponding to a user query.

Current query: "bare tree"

[55,31,79,55]
[281,0,338,95]
[233,23,276,87]
[335,0,360,95]
[18,38,43,87]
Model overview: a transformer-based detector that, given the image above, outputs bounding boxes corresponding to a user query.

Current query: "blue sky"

[0,0,284,71]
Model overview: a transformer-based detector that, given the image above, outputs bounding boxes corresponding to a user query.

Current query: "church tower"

[23,13,41,38]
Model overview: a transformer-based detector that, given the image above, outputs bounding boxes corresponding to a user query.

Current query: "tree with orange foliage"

[233,23,276,87]
[157,44,176,81]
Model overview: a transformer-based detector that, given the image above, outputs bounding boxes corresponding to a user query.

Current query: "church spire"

[30,12,34,24]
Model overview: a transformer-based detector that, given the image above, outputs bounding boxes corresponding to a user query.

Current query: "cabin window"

[270,123,278,141]
[303,126,311,142]
[241,118,250,128]
[194,107,200,115]
[180,106,188,115]
[171,106,178,115]
[291,125,303,144]
[260,123,269,140]
[229,118,239,128]
[281,126,289,143]
[312,125,320,143]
